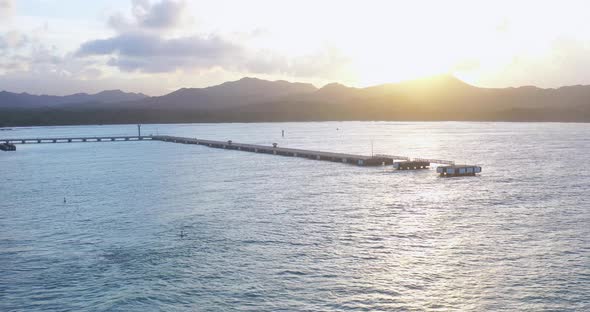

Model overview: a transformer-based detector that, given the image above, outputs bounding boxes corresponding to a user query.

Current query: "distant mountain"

[232,75,590,121]
[136,77,318,110]
[0,89,148,109]
[2,75,590,126]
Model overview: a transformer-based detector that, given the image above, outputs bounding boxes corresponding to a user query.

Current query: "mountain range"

[1,75,589,126]
[0,89,148,109]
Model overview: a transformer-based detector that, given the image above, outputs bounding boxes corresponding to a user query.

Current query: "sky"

[1,0,590,95]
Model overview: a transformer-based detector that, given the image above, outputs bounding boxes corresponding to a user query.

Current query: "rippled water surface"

[1,122,589,311]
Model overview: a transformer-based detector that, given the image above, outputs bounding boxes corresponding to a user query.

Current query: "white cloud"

[107,0,188,33]
[75,0,353,82]
[0,0,14,19]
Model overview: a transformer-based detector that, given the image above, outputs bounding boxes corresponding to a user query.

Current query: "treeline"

[1,106,589,127]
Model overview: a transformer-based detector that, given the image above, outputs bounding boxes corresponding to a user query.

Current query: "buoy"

[63,197,66,203]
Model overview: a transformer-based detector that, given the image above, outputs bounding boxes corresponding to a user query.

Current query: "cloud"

[135,0,186,29]
[0,0,14,19]
[0,29,97,86]
[78,32,242,73]
[108,0,187,32]
[76,0,352,79]
[0,31,28,51]
[77,0,245,73]
[0,21,66,75]
[0,32,37,74]
[75,0,353,80]
[78,32,352,79]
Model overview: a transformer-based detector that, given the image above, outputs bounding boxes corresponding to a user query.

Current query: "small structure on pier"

[437,165,481,177]
[393,160,430,170]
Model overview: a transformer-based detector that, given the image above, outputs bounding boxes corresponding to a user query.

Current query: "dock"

[2,136,152,144]
[153,136,395,166]
[1,134,482,175]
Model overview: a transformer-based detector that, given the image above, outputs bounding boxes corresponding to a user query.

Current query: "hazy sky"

[1,0,590,95]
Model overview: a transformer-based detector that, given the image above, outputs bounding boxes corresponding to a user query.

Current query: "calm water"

[1,122,589,311]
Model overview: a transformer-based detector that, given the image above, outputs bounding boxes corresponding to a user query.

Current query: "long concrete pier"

[1,135,401,166]
[1,135,480,174]
[153,135,397,166]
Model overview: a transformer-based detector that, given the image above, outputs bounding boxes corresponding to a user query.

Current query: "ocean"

[1,122,589,311]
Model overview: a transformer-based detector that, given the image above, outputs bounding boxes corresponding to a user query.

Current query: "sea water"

[1,122,589,311]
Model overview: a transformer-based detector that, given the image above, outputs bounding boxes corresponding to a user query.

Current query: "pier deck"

[153,136,394,166]
[2,136,152,144]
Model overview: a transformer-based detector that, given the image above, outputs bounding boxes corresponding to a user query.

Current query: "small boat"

[0,143,16,151]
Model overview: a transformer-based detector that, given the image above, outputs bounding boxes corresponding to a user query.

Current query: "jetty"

[0,134,481,175]
[154,136,395,166]
[1,136,152,144]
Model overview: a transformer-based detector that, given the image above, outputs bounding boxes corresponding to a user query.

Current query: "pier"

[2,136,152,144]
[153,136,394,166]
[0,134,482,175]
